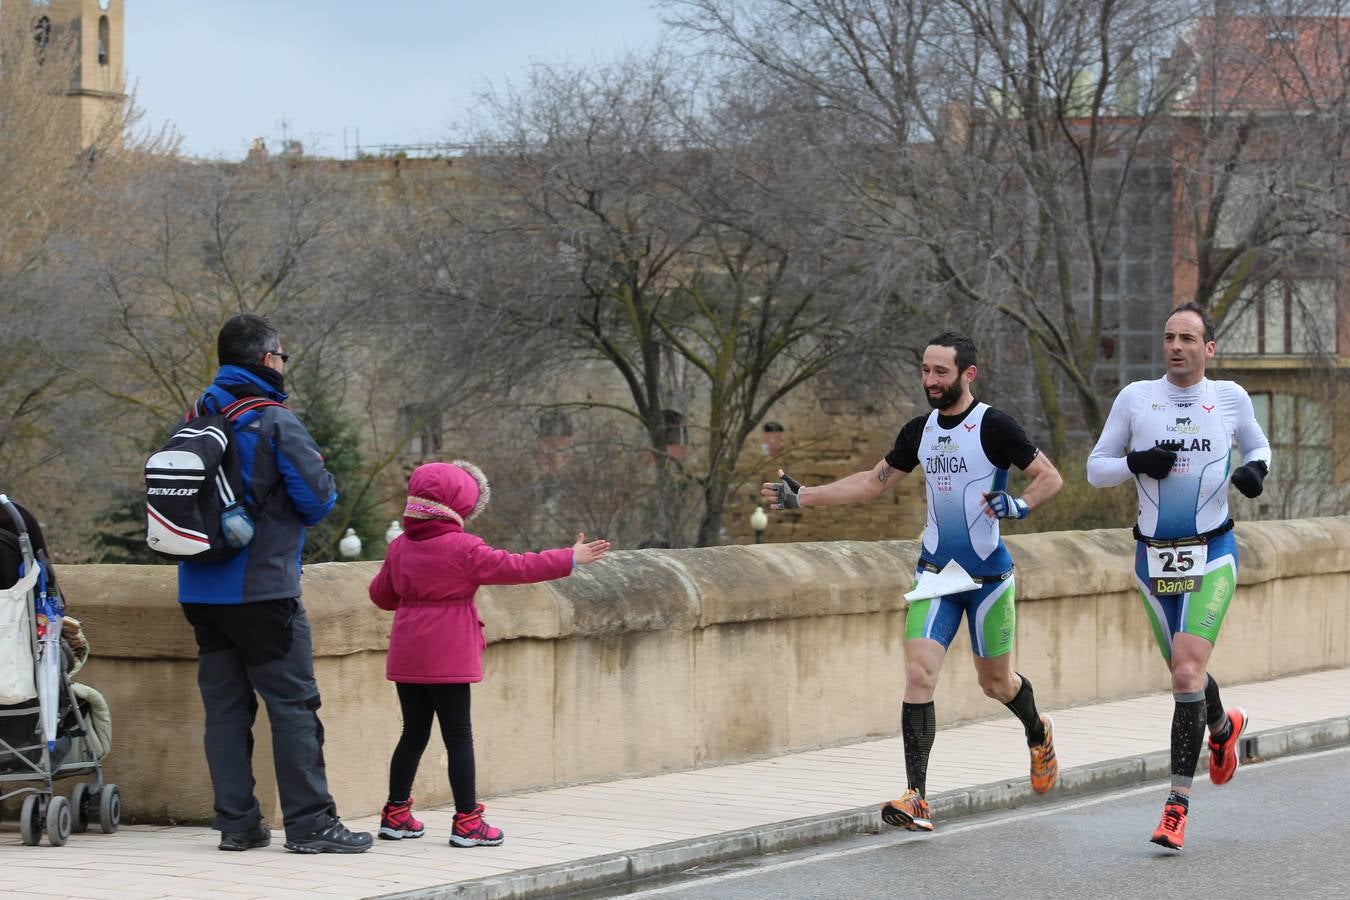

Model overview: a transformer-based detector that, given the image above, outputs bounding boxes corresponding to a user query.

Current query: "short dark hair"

[928,331,978,372]
[217,314,280,366]
[1165,302,1215,342]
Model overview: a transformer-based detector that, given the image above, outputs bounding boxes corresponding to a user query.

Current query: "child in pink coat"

[369,460,609,846]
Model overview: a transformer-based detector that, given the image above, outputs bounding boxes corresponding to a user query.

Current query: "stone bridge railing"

[55,517,1350,823]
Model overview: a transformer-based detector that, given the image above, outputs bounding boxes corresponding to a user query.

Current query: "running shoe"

[450,803,504,847]
[1208,707,1248,786]
[379,798,425,840]
[1149,801,1188,850]
[881,789,933,832]
[1029,714,1058,794]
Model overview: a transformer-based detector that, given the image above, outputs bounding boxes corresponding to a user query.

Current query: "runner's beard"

[925,380,963,410]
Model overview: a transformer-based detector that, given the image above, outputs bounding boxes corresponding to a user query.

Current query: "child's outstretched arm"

[573,532,610,565]
[469,535,588,586]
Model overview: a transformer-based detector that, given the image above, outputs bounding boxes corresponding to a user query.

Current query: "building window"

[33,15,51,57]
[1213,173,1266,249]
[397,404,443,459]
[760,421,785,456]
[538,410,573,439]
[98,15,109,66]
[1219,278,1337,356]
[662,409,690,461]
[1243,392,1332,483]
[662,409,688,447]
[535,410,573,473]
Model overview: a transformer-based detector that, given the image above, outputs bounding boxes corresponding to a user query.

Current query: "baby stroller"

[0,493,121,846]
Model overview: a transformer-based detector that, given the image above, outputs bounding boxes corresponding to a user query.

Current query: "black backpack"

[144,396,284,561]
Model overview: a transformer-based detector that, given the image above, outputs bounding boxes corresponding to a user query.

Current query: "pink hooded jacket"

[369,461,573,683]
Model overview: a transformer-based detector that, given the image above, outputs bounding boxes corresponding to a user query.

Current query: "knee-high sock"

[1002,673,1048,746]
[1205,674,1230,741]
[1170,691,1207,797]
[902,701,936,799]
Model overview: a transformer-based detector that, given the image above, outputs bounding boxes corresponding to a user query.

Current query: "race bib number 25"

[1145,543,1208,595]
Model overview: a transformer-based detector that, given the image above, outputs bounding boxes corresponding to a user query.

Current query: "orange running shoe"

[881,789,933,832]
[1149,801,1188,850]
[1029,714,1058,795]
[1208,707,1248,786]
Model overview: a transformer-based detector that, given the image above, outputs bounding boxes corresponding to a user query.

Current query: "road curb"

[381,715,1350,899]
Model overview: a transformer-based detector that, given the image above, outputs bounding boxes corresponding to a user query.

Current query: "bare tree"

[667,0,1350,461]
[0,14,173,534]
[464,54,884,546]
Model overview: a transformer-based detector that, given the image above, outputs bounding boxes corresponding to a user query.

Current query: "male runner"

[1087,302,1271,850]
[762,331,1064,832]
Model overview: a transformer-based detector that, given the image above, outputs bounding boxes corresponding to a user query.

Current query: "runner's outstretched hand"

[760,470,803,510]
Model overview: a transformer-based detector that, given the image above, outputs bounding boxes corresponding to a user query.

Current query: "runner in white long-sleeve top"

[1087,302,1272,851]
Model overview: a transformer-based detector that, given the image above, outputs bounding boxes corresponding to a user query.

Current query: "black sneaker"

[283,818,373,854]
[219,822,271,851]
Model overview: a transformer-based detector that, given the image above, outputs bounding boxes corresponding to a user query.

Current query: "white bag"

[0,566,39,704]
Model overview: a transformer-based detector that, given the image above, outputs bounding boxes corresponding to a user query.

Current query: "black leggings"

[388,682,476,813]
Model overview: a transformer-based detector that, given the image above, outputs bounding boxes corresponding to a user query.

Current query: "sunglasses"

[266,350,290,363]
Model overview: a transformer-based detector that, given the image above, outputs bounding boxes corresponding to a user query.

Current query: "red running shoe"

[450,803,504,847]
[378,798,425,840]
[1208,707,1248,786]
[1150,801,1188,850]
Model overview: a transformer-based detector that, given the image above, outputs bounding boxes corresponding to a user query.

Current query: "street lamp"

[338,527,362,560]
[750,505,768,544]
[385,519,403,545]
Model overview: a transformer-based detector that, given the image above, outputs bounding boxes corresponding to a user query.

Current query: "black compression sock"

[1171,692,1207,790]
[1205,674,1231,742]
[901,701,937,799]
[1003,674,1047,746]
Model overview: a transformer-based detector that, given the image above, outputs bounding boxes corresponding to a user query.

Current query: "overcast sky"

[125,1,669,159]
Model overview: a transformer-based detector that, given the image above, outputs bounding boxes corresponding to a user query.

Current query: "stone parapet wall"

[55,517,1350,823]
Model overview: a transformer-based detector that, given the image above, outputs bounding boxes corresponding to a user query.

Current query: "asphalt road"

[583,744,1350,900]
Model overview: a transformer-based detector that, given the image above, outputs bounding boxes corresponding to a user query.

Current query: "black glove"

[1230,460,1268,498]
[775,472,804,510]
[1127,441,1184,480]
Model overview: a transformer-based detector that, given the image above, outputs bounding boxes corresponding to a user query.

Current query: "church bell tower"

[32,0,125,151]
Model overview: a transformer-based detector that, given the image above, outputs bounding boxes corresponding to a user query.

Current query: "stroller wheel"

[70,783,91,833]
[19,795,41,846]
[98,784,121,834]
[46,796,71,847]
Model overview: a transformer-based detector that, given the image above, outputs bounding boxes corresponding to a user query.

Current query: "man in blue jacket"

[178,314,371,854]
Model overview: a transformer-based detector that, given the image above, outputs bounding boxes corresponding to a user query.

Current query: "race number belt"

[917,560,1012,585]
[1133,519,1233,595]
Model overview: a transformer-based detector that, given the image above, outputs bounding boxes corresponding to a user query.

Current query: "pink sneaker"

[450,803,504,847]
[378,798,425,840]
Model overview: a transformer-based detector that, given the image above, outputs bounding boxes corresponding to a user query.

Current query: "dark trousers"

[388,682,476,813]
[181,598,335,839]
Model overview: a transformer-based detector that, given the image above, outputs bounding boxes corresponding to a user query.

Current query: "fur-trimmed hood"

[403,460,491,527]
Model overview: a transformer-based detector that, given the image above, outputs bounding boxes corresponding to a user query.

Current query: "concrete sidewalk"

[3,668,1349,900]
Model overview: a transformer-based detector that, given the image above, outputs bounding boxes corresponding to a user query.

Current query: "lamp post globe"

[750,506,768,544]
[338,528,362,560]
